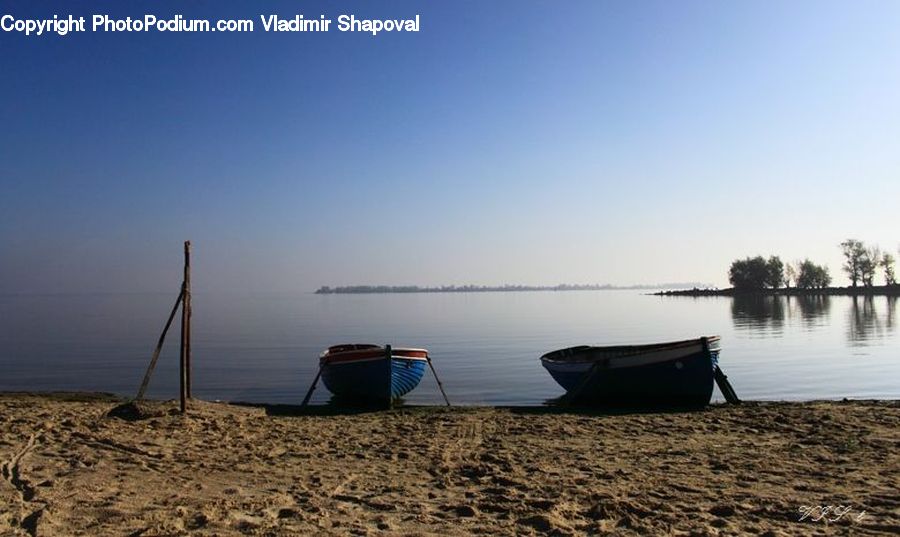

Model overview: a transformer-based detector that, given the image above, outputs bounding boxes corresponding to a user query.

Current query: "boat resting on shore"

[319,344,429,402]
[541,336,737,406]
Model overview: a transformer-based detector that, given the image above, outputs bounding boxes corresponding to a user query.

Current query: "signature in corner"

[799,505,866,523]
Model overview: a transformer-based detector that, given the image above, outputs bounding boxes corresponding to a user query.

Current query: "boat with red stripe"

[319,344,430,401]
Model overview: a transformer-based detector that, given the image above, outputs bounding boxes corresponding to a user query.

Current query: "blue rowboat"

[319,344,428,401]
[541,336,722,406]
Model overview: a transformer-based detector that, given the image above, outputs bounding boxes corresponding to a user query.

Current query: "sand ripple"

[0,394,897,536]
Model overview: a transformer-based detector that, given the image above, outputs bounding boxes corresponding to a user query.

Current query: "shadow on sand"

[232,397,718,417]
[233,396,409,416]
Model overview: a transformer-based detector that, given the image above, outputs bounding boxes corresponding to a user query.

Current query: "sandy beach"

[0,394,897,536]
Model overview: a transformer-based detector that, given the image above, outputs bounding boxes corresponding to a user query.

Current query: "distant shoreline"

[653,285,900,297]
[315,283,710,294]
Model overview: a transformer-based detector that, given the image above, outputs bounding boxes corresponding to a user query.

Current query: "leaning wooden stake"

[426,355,451,407]
[135,287,184,402]
[560,361,601,407]
[301,366,323,407]
[179,241,192,413]
[715,367,740,404]
[702,337,740,404]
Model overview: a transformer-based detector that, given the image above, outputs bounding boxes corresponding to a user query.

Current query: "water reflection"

[730,295,786,336]
[3,292,899,403]
[793,295,831,328]
[847,296,897,346]
[731,295,832,336]
[731,294,897,345]
[890,296,897,331]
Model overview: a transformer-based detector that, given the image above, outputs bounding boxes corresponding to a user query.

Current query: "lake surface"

[1,291,897,405]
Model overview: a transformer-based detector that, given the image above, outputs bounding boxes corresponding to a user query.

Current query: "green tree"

[881,253,896,285]
[840,239,866,287]
[860,247,881,287]
[765,256,785,289]
[784,263,797,289]
[729,256,770,291]
[816,265,832,288]
[729,255,787,290]
[796,259,832,289]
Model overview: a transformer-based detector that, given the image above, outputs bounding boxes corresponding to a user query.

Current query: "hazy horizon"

[3,1,899,294]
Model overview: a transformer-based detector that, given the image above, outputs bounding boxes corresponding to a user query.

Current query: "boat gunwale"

[540,336,720,364]
[323,355,430,366]
[320,344,429,365]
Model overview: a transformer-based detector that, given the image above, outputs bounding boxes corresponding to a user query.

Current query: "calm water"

[0,291,897,405]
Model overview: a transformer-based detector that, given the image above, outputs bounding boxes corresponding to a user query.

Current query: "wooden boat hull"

[320,344,427,401]
[540,337,720,406]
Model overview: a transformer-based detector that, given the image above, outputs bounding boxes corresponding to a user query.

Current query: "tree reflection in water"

[847,296,897,345]
[794,295,831,328]
[732,293,897,344]
[731,294,831,337]
[731,295,786,336]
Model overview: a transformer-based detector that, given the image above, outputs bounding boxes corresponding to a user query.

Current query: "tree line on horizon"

[315,282,709,294]
[729,239,897,292]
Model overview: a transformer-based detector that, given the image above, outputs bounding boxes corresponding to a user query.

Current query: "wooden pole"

[703,337,740,404]
[179,241,191,413]
[301,366,323,406]
[426,356,451,407]
[184,241,192,399]
[560,360,601,407]
[135,288,184,401]
[715,367,741,404]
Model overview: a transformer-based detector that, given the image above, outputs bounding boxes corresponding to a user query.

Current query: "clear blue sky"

[2,0,899,292]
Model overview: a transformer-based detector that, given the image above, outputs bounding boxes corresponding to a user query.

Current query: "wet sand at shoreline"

[1,394,897,536]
